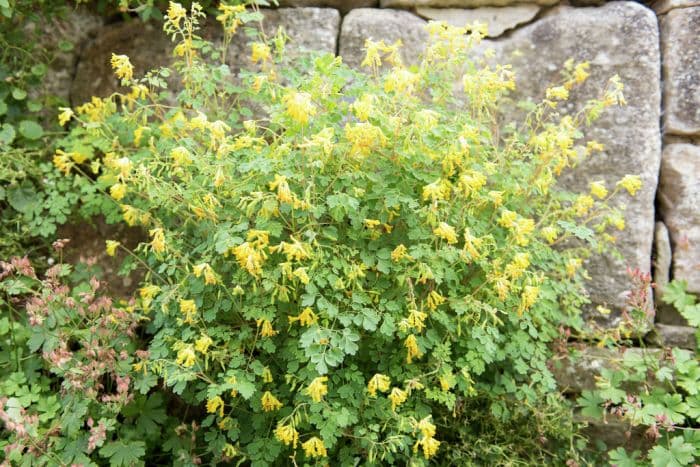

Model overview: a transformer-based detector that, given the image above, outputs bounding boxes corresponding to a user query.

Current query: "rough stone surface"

[579,415,651,451]
[382,0,556,8]
[484,2,661,328]
[648,324,697,350]
[653,221,685,325]
[653,0,700,14]
[27,9,103,104]
[71,21,173,105]
[553,347,663,393]
[278,0,377,12]
[661,8,700,136]
[224,8,340,67]
[72,9,341,105]
[659,144,700,294]
[415,5,540,38]
[339,8,428,69]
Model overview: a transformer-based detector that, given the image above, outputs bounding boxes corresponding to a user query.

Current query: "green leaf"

[648,436,695,467]
[11,88,27,100]
[7,182,39,213]
[19,120,43,140]
[608,447,641,467]
[99,440,146,466]
[578,390,605,419]
[0,123,16,145]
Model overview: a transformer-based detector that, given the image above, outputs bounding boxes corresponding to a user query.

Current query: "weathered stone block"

[654,221,686,325]
[661,8,700,136]
[381,0,556,8]
[648,324,697,350]
[484,2,661,328]
[659,144,700,294]
[415,5,540,38]
[278,0,376,12]
[653,0,700,15]
[339,8,428,69]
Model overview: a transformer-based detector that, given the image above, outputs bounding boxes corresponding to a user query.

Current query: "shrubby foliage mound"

[1,2,649,465]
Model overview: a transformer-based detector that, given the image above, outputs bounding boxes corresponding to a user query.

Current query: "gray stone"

[71,21,173,105]
[382,0,556,8]
[659,144,700,294]
[483,2,661,328]
[339,8,428,69]
[661,8,700,136]
[649,324,697,350]
[653,0,700,15]
[72,9,341,106]
[25,9,103,104]
[578,414,651,452]
[653,221,686,325]
[553,347,663,393]
[277,0,376,13]
[415,5,540,38]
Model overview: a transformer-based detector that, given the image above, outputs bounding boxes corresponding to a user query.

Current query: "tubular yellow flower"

[105,240,120,257]
[388,387,407,411]
[574,61,590,84]
[109,183,126,201]
[405,334,422,364]
[433,222,458,244]
[426,290,445,311]
[176,345,196,368]
[250,42,271,63]
[261,391,283,412]
[58,107,73,126]
[458,170,487,197]
[367,374,391,397]
[207,396,225,417]
[222,443,237,458]
[391,244,409,262]
[272,237,312,262]
[305,376,328,403]
[293,267,310,285]
[415,435,441,459]
[546,86,569,101]
[288,307,317,327]
[512,218,535,246]
[274,423,299,448]
[518,286,540,316]
[149,228,166,254]
[415,416,436,438]
[262,367,273,383]
[462,228,483,259]
[233,242,266,278]
[170,146,192,166]
[193,263,217,285]
[404,308,427,333]
[540,226,558,244]
[283,92,316,125]
[140,284,160,300]
[350,94,375,121]
[488,191,504,207]
[256,318,278,337]
[573,194,595,217]
[167,2,187,27]
[269,174,294,204]
[302,437,327,458]
[498,209,517,229]
[110,54,134,81]
[113,157,133,179]
[566,258,583,278]
[617,174,642,196]
[53,150,72,174]
[363,219,381,229]
[422,179,451,202]
[195,335,213,354]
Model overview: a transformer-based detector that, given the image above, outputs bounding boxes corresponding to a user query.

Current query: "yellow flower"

[367,374,391,397]
[302,436,327,458]
[574,61,590,84]
[608,213,625,231]
[305,376,328,403]
[458,170,487,197]
[546,85,569,101]
[384,68,419,95]
[113,157,133,179]
[269,174,294,204]
[110,54,134,81]
[590,180,608,200]
[540,226,558,244]
[261,391,283,412]
[587,140,605,153]
[105,240,120,257]
[433,222,458,244]
[170,146,192,166]
[402,308,427,333]
[262,367,273,383]
[566,258,582,278]
[518,286,540,316]
[272,237,312,262]
[462,228,483,259]
[274,423,299,448]
[179,299,197,323]
[426,290,445,311]
[193,263,218,285]
[388,387,407,411]
[222,443,237,458]
[617,175,642,196]
[139,284,160,300]
[293,267,310,285]
[363,218,381,229]
[214,167,226,187]
[344,122,387,158]
[414,435,441,459]
[149,228,166,254]
[53,150,72,174]
[110,183,127,201]
[505,253,530,279]
[574,194,594,217]
[207,395,225,417]
[256,318,278,337]
[175,345,196,368]
[512,218,535,246]
[413,416,435,439]
[350,94,374,121]
[58,107,73,126]
[405,334,422,364]
[251,42,271,63]
[498,209,517,229]
[233,242,267,278]
[488,191,504,207]
[283,92,316,125]
[288,307,317,327]
[439,372,455,391]
[422,179,451,202]
[121,204,140,226]
[391,244,409,262]
[195,335,213,354]
[361,39,384,70]
[167,2,187,27]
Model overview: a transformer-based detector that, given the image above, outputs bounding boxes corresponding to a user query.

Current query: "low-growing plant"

[579,280,700,467]
[12,2,643,465]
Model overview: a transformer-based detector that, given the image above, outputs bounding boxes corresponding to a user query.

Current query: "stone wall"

[54,0,697,362]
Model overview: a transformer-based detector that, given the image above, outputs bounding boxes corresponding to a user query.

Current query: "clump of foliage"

[4,1,642,465]
[579,280,700,467]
